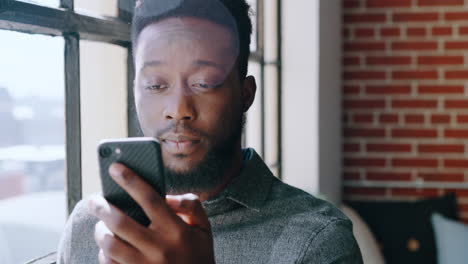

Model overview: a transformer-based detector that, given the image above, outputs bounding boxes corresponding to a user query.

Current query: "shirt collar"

[202,148,274,216]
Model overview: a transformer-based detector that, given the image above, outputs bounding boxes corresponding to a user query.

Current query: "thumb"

[166,193,211,232]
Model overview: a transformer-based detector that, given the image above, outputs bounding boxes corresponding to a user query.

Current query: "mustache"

[154,122,209,140]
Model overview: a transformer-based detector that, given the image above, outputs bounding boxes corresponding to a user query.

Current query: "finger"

[166,193,211,232]
[98,249,119,264]
[88,195,153,251]
[109,163,182,228]
[94,221,145,264]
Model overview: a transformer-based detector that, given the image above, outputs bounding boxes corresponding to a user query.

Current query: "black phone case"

[98,138,165,227]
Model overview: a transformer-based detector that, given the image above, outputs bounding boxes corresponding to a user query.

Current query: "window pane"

[0,30,65,264]
[246,0,258,51]
[75,0,118,17]
[79,40,128,197]
[17,0,60,8]
[244,61,262,155]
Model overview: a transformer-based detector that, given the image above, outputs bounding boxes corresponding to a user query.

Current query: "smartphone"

[97,137,165,227]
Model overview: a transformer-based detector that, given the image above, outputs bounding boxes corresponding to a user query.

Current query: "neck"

[196,144,243,202]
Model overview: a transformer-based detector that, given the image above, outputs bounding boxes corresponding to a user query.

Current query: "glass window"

[79,40,128,197]
[75,0,118,17]
[246,0,258,52]
[244,61,262,154]
[0,30,66,264]
[17,0,60,8]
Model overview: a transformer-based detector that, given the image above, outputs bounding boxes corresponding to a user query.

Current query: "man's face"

[134,17,249,180]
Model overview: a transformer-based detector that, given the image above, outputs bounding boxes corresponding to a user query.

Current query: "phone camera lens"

[99,147,112,158]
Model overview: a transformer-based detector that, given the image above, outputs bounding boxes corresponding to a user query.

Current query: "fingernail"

[166,195,181,207]
[87,198,103,217]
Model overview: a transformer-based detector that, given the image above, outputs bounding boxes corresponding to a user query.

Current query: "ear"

[241,75,257,112]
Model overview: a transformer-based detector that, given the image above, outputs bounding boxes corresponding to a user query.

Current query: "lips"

[160,134,201,154]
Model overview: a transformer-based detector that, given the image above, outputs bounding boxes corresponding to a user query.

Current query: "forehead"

[135,17,238,63]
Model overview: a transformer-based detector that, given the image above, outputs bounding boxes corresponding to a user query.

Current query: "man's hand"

[87,163,215,264]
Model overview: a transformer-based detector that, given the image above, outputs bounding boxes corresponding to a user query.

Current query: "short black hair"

[131,0,253,79]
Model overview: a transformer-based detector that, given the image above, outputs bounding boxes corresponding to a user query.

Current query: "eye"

[191,83,222,89]
[145,84,168,91]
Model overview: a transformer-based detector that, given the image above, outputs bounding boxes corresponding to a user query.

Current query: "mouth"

[160,134,202,155]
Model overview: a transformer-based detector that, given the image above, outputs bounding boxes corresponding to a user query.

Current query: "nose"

[163,88,197,121]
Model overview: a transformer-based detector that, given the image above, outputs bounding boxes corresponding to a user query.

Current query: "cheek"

[135,94,163,134]
[196,90,241,133]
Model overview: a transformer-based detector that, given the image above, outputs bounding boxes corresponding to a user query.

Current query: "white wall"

[282,0,342,204]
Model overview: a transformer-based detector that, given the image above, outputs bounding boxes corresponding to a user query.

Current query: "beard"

[159,111,246,195]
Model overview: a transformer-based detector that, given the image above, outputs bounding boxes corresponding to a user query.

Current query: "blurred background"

[1,0,468,264]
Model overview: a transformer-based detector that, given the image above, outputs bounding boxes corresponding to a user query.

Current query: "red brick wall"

[342,0,468,222]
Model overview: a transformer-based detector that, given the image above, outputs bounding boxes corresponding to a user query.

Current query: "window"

[243,0,282,178]
[0,0,133,262]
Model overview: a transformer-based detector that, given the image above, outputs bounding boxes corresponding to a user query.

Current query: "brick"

[343,71,386,80]
[343,85,360,94]
[445,129,468,138]
[344,56,361,66]
[393,12,439,22]
[418,0,464,6]
[367,0,412,8]
[431,114,451,124]
[343,172,361,180]
[391,188,439,197]
[451,189,468,197]
[367,143,412,152]
[344,14,387,23]
[418,144,464,153]
[418,56,464,65]
[459,27,468,35]
[353,113,374,123]
[405,114,425,123]
[392,71,438,80]
[366,85,411,94]
[344,143,361,152]
[344,187,387,196]
[445,41,468,50]
[392,158,438,168]
[457,114,468,123]
[344,128,386,137]
[355,28,375,38]
[392,128,438,138]
[392,99,438,108]
[380,114,399,123]
[407,27,427,37]
[445,71,468,79]
[366,56,412,66]
[418,173,464,182]
[367,172,412,181]
[343,28,351,38]
[445,12,468,21]
[344,0,361,8]
[381,27,401,37]
[343,114,349,124]
[392,41,438,50]
[444,159,468,168]
[344,42,386,51]
[344,99,386,109]
[344,158,386,167]
[418,85,464,94]
[432,26,452,36]
[446,100,468,108]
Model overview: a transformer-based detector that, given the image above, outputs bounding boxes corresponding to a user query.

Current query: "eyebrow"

[193,60,225,71]
[139,59,226,73]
